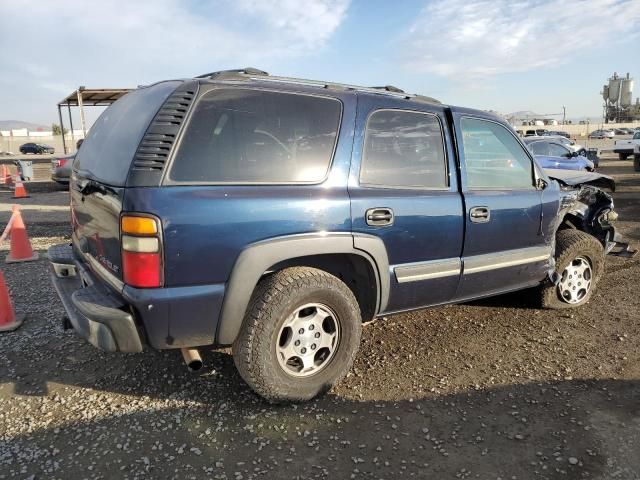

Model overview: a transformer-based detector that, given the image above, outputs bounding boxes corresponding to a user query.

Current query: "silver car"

[51,153,74,185]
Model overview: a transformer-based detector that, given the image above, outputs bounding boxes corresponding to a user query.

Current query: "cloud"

[233,0,350,50]
[0,0,350,121]
[401,0,640,78]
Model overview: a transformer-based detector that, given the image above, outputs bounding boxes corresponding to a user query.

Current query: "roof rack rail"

[195,67,269,79]
[371,85,405,93]
[196,71,441,104]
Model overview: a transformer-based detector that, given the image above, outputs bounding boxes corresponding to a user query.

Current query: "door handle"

[469,206,490,223]
[366,208,394,226]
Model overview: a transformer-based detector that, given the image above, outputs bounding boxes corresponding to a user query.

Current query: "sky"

[1,0,639,127]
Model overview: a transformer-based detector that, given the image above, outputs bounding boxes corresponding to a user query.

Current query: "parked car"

[588,129,615,139]
[543,130,570,139]
[50,152,75,184]
[544,135,588,156]
[613,131,640,160]
[47,69,635,402]
[523,138,594,171]
[19,142,55,154]
[524,129,548,137]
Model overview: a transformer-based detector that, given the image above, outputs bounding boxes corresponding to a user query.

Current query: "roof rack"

[195,68,440,104]
[195,67,269,79]
[371,85,405,93]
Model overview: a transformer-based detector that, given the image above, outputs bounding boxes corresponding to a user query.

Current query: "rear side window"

[460,117,535,190]
[359,110,447,189]
[75,81,180,186]
[169,89,342,184]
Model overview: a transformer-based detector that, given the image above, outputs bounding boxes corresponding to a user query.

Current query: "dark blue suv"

[49,68,633,402]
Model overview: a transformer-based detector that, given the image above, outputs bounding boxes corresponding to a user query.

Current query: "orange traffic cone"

[1,165,12,185]
[0,270,24,332]
[2,206,39,263]
[12,176,29,198]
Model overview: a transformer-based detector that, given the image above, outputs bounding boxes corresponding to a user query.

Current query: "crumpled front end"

[557,185,636,258]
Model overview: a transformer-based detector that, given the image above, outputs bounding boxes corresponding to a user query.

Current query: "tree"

[51,123,68,135]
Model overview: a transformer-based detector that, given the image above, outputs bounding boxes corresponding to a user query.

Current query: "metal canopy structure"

[57,86,132,154]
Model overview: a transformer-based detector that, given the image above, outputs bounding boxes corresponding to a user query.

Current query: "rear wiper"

[78,179,113,197]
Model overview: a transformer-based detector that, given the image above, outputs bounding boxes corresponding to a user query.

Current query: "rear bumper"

[48,244,143,352]
[48,243,225,352]
[51,174,70,184]
[613,148,633,154]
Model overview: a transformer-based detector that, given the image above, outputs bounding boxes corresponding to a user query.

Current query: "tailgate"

[70,181,126,284]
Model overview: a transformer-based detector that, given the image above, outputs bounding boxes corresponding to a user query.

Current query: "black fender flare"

[215,232,389,345]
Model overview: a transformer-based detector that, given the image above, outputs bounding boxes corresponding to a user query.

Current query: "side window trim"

[459,115,537,191]
[358,108,450,190]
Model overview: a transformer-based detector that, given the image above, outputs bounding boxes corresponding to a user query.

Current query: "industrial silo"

[608,73,621,103]
[602,84,609,102]
[621,74,634,107]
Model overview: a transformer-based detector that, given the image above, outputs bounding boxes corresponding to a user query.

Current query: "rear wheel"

[233,267,362,402]
[634,155,640,172]
[619,153,628,161]
[537,230,604,309]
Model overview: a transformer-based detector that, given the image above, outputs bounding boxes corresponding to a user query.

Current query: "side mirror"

[536,178,548,190]
[562,152,572,158]
[571,151,579,158]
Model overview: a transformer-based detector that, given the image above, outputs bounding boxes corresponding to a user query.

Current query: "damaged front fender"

[546,169,637,258]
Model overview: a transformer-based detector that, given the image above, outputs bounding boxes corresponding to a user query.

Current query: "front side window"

[548,143,570,157]
[359,110,447,189]
[169,89,342,183]
[460,117,535,190]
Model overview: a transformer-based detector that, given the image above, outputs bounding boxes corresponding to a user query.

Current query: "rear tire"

[537,230,604,309]
[233,267,362,402]
[634,155,640,172]
[619,153,628,161]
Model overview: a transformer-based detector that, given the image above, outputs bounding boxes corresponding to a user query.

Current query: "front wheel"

[233,267,362,402]
[537,230,604,309]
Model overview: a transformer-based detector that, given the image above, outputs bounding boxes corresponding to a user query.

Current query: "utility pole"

[562,106,566,125]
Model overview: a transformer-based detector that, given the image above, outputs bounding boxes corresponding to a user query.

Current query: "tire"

[634,155,640,172]
[537,230,604,309]
[233,267,362,402]
[619,153,628,161]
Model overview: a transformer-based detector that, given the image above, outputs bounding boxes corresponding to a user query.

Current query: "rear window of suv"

[168,89,342,184]
[75,81,180,186]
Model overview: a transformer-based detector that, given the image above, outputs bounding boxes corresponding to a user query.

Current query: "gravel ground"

[0,153,639,480]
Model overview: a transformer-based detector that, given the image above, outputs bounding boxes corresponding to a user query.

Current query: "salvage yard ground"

[1,149,639,479]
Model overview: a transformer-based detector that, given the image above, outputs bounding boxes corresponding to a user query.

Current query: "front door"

[452,113,553,300]
[349,97,464,313]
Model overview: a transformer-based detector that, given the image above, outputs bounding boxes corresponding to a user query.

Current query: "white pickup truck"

[614,131,640,160]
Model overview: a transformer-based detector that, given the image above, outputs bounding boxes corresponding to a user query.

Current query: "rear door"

[452,113,554,300]
[349,96,464,313]
[70,81,181,288]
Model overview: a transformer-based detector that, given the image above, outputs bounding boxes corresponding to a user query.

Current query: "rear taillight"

[120,215,162,288]
[58,159,67,167]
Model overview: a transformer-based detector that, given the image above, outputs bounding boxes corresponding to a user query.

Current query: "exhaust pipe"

[181,348,203,371]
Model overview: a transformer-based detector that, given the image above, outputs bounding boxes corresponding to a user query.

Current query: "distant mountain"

[0,120,50,131]
[506,111,544,119]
